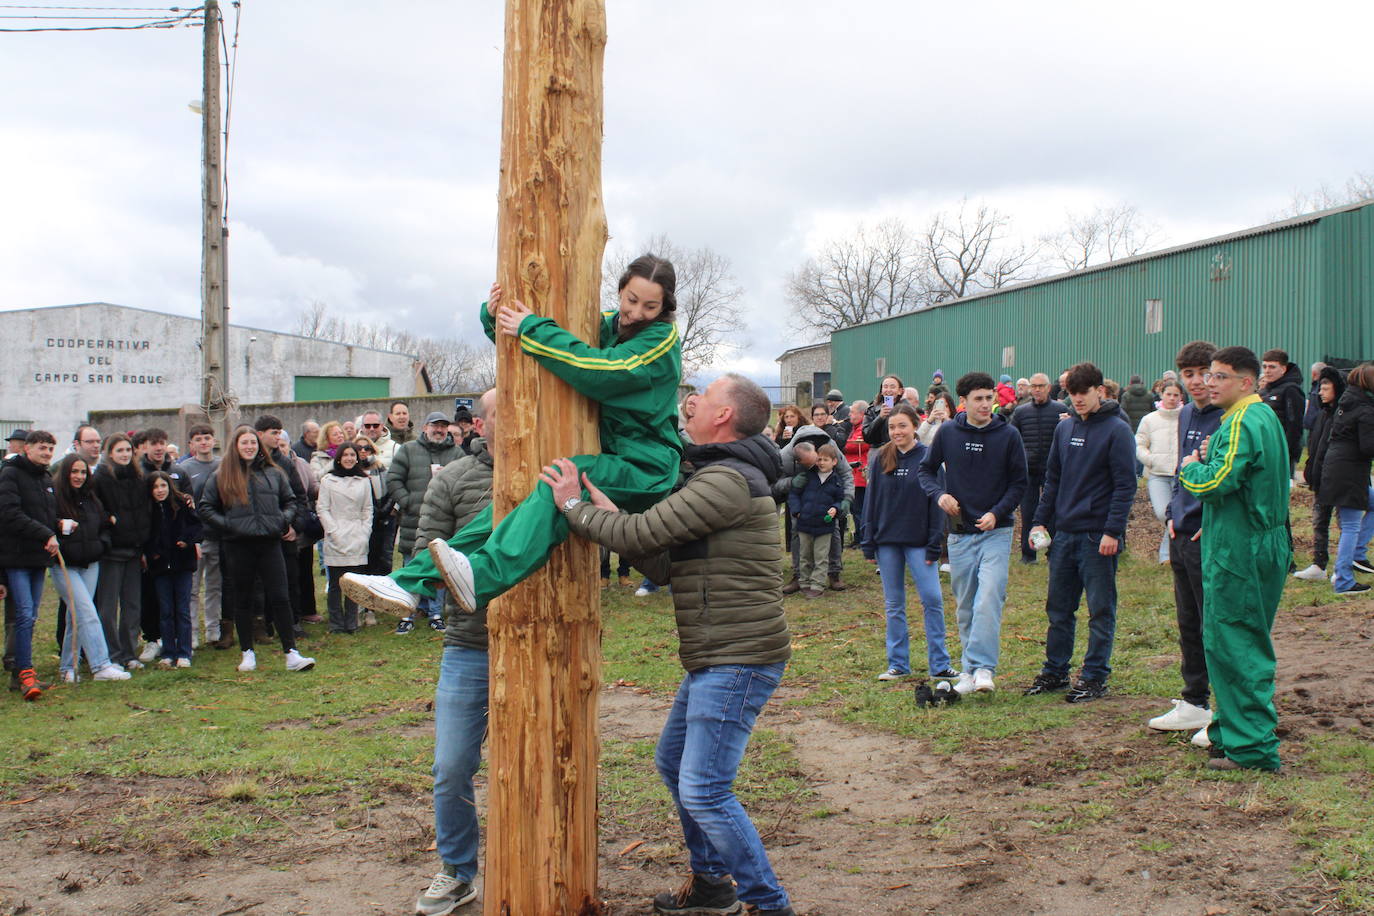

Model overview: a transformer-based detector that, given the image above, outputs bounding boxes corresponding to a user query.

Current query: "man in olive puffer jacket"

[545,373,796,916]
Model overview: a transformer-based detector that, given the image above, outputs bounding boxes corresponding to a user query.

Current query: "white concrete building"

[775,341,832,404]
[1,303,427,438]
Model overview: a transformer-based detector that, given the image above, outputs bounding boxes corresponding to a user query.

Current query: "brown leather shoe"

[781,578,801,595]
[828,575,848,591]
[211,634,236,650]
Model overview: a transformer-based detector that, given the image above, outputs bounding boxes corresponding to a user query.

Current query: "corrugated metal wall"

[831,203,1373,399]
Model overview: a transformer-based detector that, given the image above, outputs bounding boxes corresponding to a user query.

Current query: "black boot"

[652,873,741,915]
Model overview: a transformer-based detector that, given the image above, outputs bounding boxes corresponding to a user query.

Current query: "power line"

[0,5,189,9]
[0,3,200,30]
[220,0,240,222]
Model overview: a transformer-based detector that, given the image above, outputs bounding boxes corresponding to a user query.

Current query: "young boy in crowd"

[788,442,848,597]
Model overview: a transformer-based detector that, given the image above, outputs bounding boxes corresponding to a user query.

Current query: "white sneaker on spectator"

[157,657,174,668]
[1190,726,1212,748]
[340,573,419,617]
[634,586,652,597]
[124,659,144,671]
[94,664,132,681]
[428,539,477,613]
[1292,564,1328,581]
[973,669,996,692]
[237,650,256,672]
[939,563,951,574]
[61,669,76,683]
[285,649,316,672]
[176,658,192,669]
[1148,699,1212,731]
[953,671,976,695]
[139,640,162,663]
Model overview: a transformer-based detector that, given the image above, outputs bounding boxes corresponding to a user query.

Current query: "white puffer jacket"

[316,472,374,566]
[1135,406,1181,478]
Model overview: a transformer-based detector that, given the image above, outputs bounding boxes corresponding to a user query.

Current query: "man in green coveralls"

[1178,345,1289,772]
[342,255,682,617]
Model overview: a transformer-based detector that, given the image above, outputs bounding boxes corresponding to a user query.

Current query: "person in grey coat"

[386,412,462,632]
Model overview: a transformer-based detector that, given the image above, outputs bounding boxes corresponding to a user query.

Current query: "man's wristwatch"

[560,495,583,514]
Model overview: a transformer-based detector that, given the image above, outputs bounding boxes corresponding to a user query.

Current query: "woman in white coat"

[316,442,374,633]
[1135,382,1183,563]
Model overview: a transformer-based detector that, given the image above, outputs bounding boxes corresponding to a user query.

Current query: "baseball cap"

[422,412,451,426]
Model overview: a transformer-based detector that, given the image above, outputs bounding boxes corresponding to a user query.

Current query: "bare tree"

[602,235,745,378]
[293,304,496,393]
[1046,204,1161,270]
[786,218,925,337]
[922,200,1042,302]
[1275,170,1374,218]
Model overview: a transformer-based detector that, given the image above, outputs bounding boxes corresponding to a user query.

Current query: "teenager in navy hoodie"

[918,372,1027,695]
[1027,362,1137,703]
[862,404,953,682]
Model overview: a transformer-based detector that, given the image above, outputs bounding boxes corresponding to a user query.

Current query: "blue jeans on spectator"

[947,528,1012,674]
[875,544,949,675]
[153,571,195,661]
[5,567,45,671]
[433,645,489,883]
[49,562,113,675]
[1041,530,1119,683]
[1333,487,1374,593]
[655,663,791,911]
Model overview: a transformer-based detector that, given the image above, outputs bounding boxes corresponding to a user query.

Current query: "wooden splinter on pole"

[486,0,608,914]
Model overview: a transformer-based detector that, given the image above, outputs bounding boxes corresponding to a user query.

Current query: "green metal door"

[293,376,390,402]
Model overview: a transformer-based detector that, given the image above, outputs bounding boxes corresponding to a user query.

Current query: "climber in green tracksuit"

[1178,346,1290,772]
[341,255,682,616]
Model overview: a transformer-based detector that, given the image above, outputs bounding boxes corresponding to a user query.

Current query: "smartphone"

[883,396,895,408]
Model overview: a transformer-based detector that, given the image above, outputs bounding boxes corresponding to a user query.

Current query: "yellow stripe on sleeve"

[519,323,679,372]
[1181,403,1247,495]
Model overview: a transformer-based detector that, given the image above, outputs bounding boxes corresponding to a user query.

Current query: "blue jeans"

[1333,487,1374,592]
[433,646,489,882]
[153,571,195,661]
[50,562,113,675]
[5,567,46,671]
[1042,530,1119,683]
[947,528,1012,674]
[875,545,949,674]
[655,663,790,911]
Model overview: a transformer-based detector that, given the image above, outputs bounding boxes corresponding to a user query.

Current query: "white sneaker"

[176,658,192,669]
[61,669,76,683]
[973,668,996,693]
[237,650,257,672]
[1293,564,1328,581]
[124,658,144,671]
[157,657,174,668]
[939,563,951,573]
[1191,726,1212,748]
[415,870,477,915]
[139,640,162,663]
[952,671,977,695]
[876,668,908,681]
[285,649,316,672]
[93,664,132,681]
[1148,698,1212,731]
[428,539,477,613]
[634,586,651,597]
[340,573,420,617]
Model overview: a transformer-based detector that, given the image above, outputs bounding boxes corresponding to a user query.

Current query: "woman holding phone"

[863,375,906,447]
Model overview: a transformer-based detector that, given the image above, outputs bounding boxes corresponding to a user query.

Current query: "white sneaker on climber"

[340,573,420,617]
[428,540,477,614]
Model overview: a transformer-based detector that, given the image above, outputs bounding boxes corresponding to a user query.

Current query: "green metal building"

[831,200,1373,397]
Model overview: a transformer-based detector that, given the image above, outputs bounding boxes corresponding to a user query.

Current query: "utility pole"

[200,0,231,447]
[485,0,607,913]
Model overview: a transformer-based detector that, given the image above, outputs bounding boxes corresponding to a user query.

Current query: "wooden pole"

[485,1,607,914]
[200,0,231,449]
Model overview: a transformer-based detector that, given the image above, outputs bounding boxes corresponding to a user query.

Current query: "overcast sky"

[2,0,1371,389]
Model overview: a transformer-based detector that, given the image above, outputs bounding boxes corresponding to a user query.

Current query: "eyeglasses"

[362,423,382,429]
[358,446,375,453]
[1202,371,1239,383]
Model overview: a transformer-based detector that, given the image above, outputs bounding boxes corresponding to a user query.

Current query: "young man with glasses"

[1178,346,1289,772]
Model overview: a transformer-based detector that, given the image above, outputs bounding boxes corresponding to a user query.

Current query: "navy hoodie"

[917,412,1028,532]
[1165,401,1223,538]
[862,442,944,562]
[1033,399,1136,538]
[787,467,846,535]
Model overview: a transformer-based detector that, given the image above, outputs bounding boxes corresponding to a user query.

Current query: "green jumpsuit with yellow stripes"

[1178,393,1290,771]
[392,301,682,607]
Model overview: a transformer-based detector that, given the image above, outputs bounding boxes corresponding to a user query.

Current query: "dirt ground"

[3,491,1371,915]
[3,592,1370,916]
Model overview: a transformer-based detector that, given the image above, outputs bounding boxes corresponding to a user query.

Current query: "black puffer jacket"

[1318,385,1374,511]
[56,487,110,568]
[199,456,297,540]
[861,403,891,446]
[1260,362,1307,467]
[93,461,151,561]
[1303,366,1346,497]
[1010,397,1069,476]
[146,499,204,574]
[0,455,58,568]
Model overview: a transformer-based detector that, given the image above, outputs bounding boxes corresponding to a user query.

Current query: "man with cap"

[5,430,29,461]
[825,389,845,417]
[385,412,462,633]
[453,408,478,454]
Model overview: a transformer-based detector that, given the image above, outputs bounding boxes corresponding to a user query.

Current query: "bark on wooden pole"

[486,1,607,913]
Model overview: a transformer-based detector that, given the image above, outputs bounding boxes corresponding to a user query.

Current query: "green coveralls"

[1178,393,1289,770]
[393,302,682,607]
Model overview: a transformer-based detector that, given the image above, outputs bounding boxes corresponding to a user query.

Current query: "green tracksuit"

[393,301,682,606]
[1179,393,1289,770]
